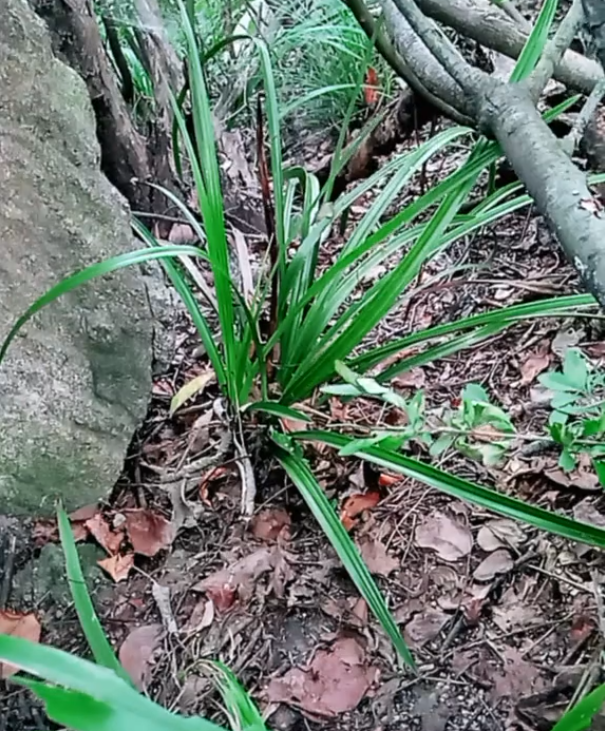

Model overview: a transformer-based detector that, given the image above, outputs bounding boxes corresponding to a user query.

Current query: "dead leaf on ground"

[492,647,545,701]
[168,223,196,244]
[392,368,425,389]
[119,623,163,690]
[492,587,538,632]
[185,599,215,633]
[415,512,473,561]
[551,328,584,358]
[251,508,291,542]
[357,536,398,577]
[98,553,135,582]
[266,637,378,718]
[378,473,401,487]
[474,549,513,581]
[340,491,381,531]
[477,519,526,552]
[193,546,286,611]
[125,509,174,557]
[404,609,449,649]
[85,514,124,555]
[169,370,214,417]
[519,350,551,385]
[0,610,41,678]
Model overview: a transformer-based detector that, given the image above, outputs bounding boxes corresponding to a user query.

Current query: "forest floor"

[4,114,605,731]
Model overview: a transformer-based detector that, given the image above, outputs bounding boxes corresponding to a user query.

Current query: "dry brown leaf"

[168,223,196,244]
[477,519,526,552]
[392,368,425,389]
[404,609,449,649]
[378,473,400,487]
[357,536,398,577]
[125,509,174,557]
[98,553,134,582]
[0,610,41,678]
[340,491,381,531]
[573,500,605,528]
[415,512,473,561]
[266,637,378,718]
[473,549,513,581]
[492,587,537,632]
[519,351,551,385]
[119,624,163,690]
[492,647,545,701]
[185,599,215,632]
[193,546,283,611]
[250,508,291,542]
[85,514,124,555]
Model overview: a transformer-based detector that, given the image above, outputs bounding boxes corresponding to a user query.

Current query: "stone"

[0,0,156,514]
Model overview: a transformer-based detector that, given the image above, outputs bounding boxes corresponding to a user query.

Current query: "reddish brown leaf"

[98,553,134,582]
[250,508,291,542]
[125,509,174,557]
[340,491,381,529]
[199,465,230,502]
[519,351,551,385]
[0,611,41,678]
[363,67,380,106]
[69,504,99,522]
[85,514,124,555]
[378,473,400,487]
[266,637,378,718]
[119,624,163,690]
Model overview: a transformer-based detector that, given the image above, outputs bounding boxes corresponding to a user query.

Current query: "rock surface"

[0,0,155,514]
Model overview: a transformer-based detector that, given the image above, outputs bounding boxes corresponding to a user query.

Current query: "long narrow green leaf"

[132,220,227,388]
[57,507,132,686]
[0,636,222,731]
[299,431,605,548]
[351,294,595,373]
[510,0,558,82]
[551,683,605,731]
[0,245,206,366]
[273,435,416,669]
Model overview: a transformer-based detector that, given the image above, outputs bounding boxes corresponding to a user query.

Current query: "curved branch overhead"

[354,0,605,309]
[415,0,603,94]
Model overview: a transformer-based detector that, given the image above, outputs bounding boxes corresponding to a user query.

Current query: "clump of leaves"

[539,347,605,480]
[324,362,515,467]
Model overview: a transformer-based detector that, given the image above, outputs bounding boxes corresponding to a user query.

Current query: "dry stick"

[0,534,16,609]
[564,77,605,154]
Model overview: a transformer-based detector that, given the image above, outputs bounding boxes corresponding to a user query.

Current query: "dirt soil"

[3,116,605,731]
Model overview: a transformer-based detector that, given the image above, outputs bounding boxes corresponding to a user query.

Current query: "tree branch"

[389,0,485,93]
[342,0,472,123]
[526,0,585,100]
[415,0,603,95]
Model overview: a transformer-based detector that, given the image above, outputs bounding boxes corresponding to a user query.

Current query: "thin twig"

[564,78,605,154]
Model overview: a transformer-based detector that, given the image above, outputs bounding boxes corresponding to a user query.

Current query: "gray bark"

[378,0,605,310]
[415,0,603,95]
